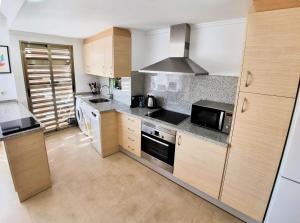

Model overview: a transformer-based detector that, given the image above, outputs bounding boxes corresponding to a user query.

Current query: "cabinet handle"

[178,135,182,146]
[128,128,134,132]
[245,71,252,87]
[127,118,135,122]
[128,145,134,151]
[241,98,248,113]
[128,137,135,142]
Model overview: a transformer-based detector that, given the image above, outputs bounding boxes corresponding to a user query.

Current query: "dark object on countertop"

[139,96,146,108]
[89,82,100,95]
[89,98,110,103]
[0,117,40,136]
[131,95,145,108]
[146,109,189,125]
[67,117,77,126]
[112,78,122,90]
[146,94,157,109]
[191,100,234,134]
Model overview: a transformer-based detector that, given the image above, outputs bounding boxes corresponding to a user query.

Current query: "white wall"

[131,29,147,71]
[0,14,18,101]
[9,31,99,107]
[143,18,246,77]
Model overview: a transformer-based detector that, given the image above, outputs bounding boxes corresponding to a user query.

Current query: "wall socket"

[0,91,7,96]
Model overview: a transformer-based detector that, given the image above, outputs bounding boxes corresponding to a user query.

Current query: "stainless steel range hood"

[139,24,209,75]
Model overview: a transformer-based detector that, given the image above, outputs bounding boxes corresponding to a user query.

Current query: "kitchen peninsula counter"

[0,100,51,202]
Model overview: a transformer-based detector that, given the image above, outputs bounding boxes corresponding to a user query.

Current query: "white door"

[266,88,300,223]
[282,93,300,182]
[265,178,300,223]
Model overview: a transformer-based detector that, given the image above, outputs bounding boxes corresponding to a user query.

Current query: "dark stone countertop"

[0,100,44,141]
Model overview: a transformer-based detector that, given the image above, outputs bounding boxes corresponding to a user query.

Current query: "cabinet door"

[100,111,118,157]
[253,0,300,12]
[113,34,132,77]
[240,8,300,97]
[92,38,105,76]
[173,132,227,199]
[221,92,295,221]
[83,43,92,74]
[103,36,113,77]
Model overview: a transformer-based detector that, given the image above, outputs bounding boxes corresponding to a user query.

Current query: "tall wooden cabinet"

[239,8,300,97]
[83,27,131,77]
[221,8,300,222]
[221,93,294,221]
[253,0,300,12]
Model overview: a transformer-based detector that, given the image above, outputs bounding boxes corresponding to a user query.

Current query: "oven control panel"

[142,122,176,144]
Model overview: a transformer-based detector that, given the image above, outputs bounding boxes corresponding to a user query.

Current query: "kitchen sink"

[89,98,110,103]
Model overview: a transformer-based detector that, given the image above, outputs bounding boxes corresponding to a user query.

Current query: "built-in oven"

[141,122,176,173]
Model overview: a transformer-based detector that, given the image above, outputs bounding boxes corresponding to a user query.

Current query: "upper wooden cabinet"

[240,8,300,98]
[83,27,131,77]
[253,0,300,12]
[173,132,227,199]
[221,92,295,221]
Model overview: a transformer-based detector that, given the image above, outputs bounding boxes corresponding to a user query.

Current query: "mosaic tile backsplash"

[143,74,239,115]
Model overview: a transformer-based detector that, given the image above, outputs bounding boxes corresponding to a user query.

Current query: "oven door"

[141,132,175,172]
[191,106,224,131]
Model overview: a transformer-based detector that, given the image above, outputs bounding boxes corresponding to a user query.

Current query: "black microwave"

[191,100,234,134]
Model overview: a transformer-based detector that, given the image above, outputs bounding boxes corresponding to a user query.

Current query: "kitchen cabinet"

[83,27,131,77]
[173,132,227,199]
[81,101,118,157]
[221,92,295,221]
[252,0,300,12]
[3,130,51,202]
[240,8,300,98]
[221,7,300,222]
[117,113,141,157]
[100,111,119,157]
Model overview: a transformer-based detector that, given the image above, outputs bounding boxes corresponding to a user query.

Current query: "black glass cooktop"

[0,117,40,136]
[146,109,189,125]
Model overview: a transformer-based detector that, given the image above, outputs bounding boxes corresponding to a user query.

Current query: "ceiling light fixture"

[27,0,46,3]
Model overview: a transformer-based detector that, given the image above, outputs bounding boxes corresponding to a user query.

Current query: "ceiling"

[10,0,251,38]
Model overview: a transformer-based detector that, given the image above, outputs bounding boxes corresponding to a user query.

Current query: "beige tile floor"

[0,127,243,223]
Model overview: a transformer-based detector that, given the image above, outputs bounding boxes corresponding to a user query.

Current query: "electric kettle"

[147,95,157,109]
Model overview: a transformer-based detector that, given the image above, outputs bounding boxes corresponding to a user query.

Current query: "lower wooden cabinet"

[117,113,141,157]
[173,132,227,199]
[221,92,295,221]
[100,111,119,157]
[3,130,51,202]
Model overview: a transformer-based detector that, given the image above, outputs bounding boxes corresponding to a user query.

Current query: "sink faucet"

[100,84,113,99]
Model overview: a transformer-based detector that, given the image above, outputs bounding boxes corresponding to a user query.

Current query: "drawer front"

[122,132,141,157]
[118,113,141,157]
[119,113,141,129]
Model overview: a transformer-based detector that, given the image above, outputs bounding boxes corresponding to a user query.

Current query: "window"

[21,42,76,132]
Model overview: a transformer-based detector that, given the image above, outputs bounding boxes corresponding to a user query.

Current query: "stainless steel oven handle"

[142,134,169,147]
[219,111,224,130]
